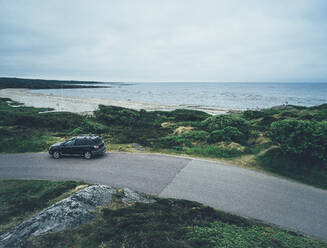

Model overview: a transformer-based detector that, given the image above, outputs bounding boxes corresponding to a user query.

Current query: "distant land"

[0,77,126,89]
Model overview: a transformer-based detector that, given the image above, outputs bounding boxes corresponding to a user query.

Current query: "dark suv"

[49,135,106,159]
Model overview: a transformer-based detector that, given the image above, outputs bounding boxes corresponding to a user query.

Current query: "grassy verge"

[1,180,325,247]
[0,97,326,189]
[0,180,85,235]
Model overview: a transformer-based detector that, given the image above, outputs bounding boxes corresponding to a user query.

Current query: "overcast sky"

[0,0,326,82]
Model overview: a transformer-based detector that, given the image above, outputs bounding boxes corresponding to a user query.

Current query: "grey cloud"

[0,0,326,82]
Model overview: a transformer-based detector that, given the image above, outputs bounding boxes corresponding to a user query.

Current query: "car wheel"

[52,151,61,159]
[84,151,92,159]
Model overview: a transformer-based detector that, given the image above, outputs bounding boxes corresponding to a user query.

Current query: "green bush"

[187,221,324,248]
[258,115,279,127]
[169,109,210,122]
[71,119,108,135]
[95,105,169,127]
[313,109,327,121]
[249,130,260,139]
[180,130,208,142]
[0,180,82,227]
[0,127,57,153]
[202,115,251,135]
[95,106,209,128]
[270,120,327,163]
[0,111,83,131]
[280,111,298,118]
[207,127,245,144]
[185,145,243,158]
[242,110,264,120]
[157,135,193,148]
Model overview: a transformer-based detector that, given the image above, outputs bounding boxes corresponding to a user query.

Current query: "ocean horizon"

[30,82,327,111]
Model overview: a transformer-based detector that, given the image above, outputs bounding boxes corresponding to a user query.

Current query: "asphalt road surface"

[0,152,326,242]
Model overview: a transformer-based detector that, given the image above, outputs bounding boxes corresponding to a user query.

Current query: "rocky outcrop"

[122,187,154,204]
[0,185,154,248]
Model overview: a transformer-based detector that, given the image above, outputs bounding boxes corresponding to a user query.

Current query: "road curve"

[0,152,326,241]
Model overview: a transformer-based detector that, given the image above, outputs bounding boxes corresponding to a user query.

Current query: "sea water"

[31,82,327,110]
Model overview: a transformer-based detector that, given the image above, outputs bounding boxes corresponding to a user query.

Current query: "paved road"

[0,152,326,241]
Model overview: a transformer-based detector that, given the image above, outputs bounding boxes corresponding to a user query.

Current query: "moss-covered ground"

[0,180,84,235]
[1,180,325,248]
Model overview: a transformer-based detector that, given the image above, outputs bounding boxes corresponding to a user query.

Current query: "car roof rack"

[76,134,98,138]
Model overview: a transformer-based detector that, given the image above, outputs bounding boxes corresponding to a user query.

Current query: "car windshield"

[65,139,75,146]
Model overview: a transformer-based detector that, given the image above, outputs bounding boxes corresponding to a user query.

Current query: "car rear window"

[92,137,102,145]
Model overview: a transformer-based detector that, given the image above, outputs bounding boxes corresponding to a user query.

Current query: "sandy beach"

[0,88,229,115]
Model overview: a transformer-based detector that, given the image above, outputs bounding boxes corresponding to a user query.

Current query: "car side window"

[76,139,88,145]
[65,139,75,146]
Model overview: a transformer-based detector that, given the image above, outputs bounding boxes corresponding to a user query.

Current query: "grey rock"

[132,143,146,151]
[0,185,116,248]
[0,185,155,248]
[122,188,155,204]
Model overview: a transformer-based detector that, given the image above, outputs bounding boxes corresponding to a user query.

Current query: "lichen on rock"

[0,184,154,248]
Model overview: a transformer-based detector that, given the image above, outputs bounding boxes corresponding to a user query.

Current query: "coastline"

[0,88,230,115]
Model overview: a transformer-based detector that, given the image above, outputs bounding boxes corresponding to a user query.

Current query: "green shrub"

[202,115,250,136]
[157,135,193,148]
[187,221,324,248]
[313,109,327,121]
[178,121,203,128]
[0,127,59,153]
[0,110,83,131]
[71,120,108,135]
[95,106,209,128]
[95,105,169,127]
[70,127,84,136]
[207,127,245,144]
[180,130,208,142]
[280,111,298,118]
[0,180,82,227]
[95,105,140,126]
[242,110,264,120]
[258,115,279,127]
[249,130,260,139]
[169,109,210,122]
[270,120,327,163]
[185,145,243,158]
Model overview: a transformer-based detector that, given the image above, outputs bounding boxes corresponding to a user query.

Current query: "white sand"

[0,88,229,115]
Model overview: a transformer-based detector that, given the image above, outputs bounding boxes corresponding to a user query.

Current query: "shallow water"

[31,82,327,110]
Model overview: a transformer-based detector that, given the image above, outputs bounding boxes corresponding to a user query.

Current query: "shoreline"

[0,88,231,115]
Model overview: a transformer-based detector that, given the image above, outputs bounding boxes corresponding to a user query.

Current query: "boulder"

[122,188,154,204]
[0,185,153,248]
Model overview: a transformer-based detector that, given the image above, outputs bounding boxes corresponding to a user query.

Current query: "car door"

[62,139,76,154]
[74,138,86,155]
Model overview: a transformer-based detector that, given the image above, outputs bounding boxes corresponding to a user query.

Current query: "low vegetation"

[0,77,112,89]
[0,180,84,235]
[0,97,326,189]
[1,180,325,247]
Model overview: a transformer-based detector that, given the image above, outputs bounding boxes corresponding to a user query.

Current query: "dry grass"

[173,126,194,135]
[218,142,245,152]
[161,122,175,128]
